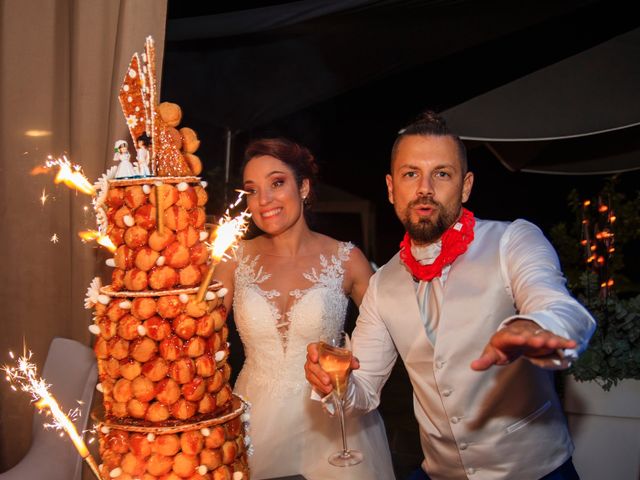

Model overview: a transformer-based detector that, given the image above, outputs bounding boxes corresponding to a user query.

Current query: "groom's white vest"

[376,220,573,480]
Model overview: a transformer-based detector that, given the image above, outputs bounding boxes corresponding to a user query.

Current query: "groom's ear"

[462,171,474,203]
[385,174,394,205]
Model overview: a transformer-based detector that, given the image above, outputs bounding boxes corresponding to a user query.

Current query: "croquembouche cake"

[84,37,251,480]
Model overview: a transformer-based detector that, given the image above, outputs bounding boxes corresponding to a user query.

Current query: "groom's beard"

[402,197,461,244]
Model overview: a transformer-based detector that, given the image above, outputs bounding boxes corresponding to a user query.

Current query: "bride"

[215,138,395,479]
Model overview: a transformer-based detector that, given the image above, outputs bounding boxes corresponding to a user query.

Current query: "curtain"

[0,0,167,471]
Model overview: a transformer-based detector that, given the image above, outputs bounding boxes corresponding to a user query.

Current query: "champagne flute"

[318,330,363,467]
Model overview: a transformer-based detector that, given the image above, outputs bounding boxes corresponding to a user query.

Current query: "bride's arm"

[212,259,236,312]
[344,246,374,307]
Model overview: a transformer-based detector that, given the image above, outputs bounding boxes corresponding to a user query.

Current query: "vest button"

[442,388,452,397]
[450,416,460,424]
[459,442,468,450]
[467,467,476,475]
[435,360,446,369]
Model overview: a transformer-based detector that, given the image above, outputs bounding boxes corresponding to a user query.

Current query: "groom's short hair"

[391,110,468,174]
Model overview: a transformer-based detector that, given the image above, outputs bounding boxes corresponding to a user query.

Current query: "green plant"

[567,273,640,390]
[550,177,640,391]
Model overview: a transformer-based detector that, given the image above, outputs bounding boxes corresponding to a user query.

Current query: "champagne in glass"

[318,342,351,397]
[318,331,363,467]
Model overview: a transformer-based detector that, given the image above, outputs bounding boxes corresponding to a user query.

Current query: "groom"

[305,111,595,479]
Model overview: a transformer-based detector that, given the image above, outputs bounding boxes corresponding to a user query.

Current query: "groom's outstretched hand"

[470,319,577,371]
[305,343,360,395]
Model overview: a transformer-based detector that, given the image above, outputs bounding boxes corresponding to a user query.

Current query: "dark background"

[162,1,640,267]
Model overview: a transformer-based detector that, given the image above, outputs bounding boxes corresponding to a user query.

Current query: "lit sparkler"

[2,351,102,479]
[31,155,96,196]
[78,230,117,253]
[195,192,250,302]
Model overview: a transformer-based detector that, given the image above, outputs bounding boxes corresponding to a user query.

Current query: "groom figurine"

[306,111,595,479]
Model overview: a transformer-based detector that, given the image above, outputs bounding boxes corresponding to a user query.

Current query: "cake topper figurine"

[117,36,197,177]
[135,134,151,176]
[113,140,136,178]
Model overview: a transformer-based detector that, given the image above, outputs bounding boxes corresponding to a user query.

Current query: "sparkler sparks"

[40,189,49,206]
[3,351,82,430]
[50,234,59,244]
[206,209,251,262]
[2,351,102,479]
[31,155,96,196]
[195,192,251,302]
[78,230,117,253]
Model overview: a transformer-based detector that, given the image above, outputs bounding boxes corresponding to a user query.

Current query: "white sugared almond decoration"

[98,294,111,305]
[142,184,151,194]
[123,215,135,227]
[179,293,189,303]
[88,324,101,335]
[110,467,122,478]
[201,427,210,437]
[147,433,156,442]
[217,288,228,298]
[105,258,116,267]
[197,465,208,475]
[137,325,147,336]
[199,231,209,241]
[177,182,189,192]
[233,472,244,480]
[96,383,104,392]
[156,256,166,266]
[205,291,215,301]
[119,300,131,309]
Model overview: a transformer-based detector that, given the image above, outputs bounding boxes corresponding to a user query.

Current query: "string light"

[581,194,615,297]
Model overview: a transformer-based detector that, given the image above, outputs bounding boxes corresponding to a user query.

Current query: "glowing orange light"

[78,230,117,253]
[587,255,596,263]
[598,205,608,213]
[583,200,591,207]
[597,256,605,264]
[590,245,596,251]
[607,279,614,287]
[31,155,95,196]
[609,247,615,253]
[610,215,617,223]
[580,240,587,245]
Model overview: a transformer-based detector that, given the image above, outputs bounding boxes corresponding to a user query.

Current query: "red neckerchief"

[399,208,475,282]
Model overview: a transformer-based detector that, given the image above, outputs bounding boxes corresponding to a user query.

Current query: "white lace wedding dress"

[233,241,395,480]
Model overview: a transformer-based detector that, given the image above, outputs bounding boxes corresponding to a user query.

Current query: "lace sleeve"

[338,241,355,262]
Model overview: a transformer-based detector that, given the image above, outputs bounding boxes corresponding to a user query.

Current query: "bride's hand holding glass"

[317,331,363,467]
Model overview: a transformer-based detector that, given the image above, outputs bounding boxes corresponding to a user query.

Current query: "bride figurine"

[113,140,136,178]
[214,138,395,480]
